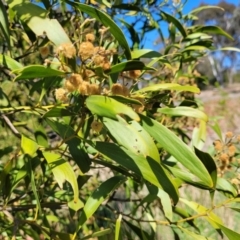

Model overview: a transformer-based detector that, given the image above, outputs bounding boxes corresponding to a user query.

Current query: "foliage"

[0,0,240,239]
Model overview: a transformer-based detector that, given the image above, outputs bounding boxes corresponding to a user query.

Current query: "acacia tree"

[1,0,240,239]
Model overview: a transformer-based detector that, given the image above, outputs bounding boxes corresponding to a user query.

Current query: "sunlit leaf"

[158,107,208,122]
[140,115,213,187]
[189,5,224,15]
[0,54,23,70]
[75,176,126,233]
[115,214,122,240]
[103,116,159,162]
[134,83,200,94]
[94,142,179,204]
[81,229,112,240]
[7,0,71,46]
[86,95,140,121]
[131,49,162,59]
[43,151,79,203]
[216,178,238,197]
[13,65,65,80]
[21,135,38,157]
[178,226,214,240]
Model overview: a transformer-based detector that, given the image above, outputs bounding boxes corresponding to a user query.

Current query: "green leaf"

[66,2,131,59]
[156,189,173,221]
[216,178,238,197]
[86,95,140,121]
[103,116,159,162]
[108,60,155,74]
[0,1,11,48]
[8,0,71,46]
[189,5,224,15]
[81,229,112,240]
[43,107,73,118]
[109,95,142,105]
[13,65,65,80]
[115,214,122,240]
[75,176,126,233]
[194,147,217,189]
[178,226,214,240]
[21,135,38,157]
[180,198,223,229]
[123,219,151,239]
[131,49,162,59]
[210,220,240,240]
[195,26,233,40]
[210,121,223,141]
[0,54,23,70]
[134,83,200,94]
[43,151,79,203]
[94,142,179,204]
[140,115,213,187]
[215,47,240,53]
[45,119,91,173]
[158,107,208,122]
[119,18,140,49]
[160,11,187,38]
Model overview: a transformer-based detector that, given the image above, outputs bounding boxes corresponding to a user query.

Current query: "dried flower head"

[82,69,95,81]
[39,46,49,58]
[94,46,105,55]
[131,96,145,113]
[56,43,76,58]
[101,60,111,71]
[91,120,103,133]
[111,83,123,95]
[79,41,94,60]
[89,84,101,95]
[213,140,223,152]
[219,153,229,164]
[231,178,239,185]
[129,70,141,79]
[228,144,236,157]
[86,33,95,42]
[64,74,83,92]
[55,88,68,102]
[226,131,233,139]
[79,81,90,95]
[93,55,105,66]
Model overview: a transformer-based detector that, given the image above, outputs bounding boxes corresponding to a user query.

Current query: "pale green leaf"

[158,107,208,122]
[103,116,159,162]
[157,189,172,221]
[8,0,71,46]
[178,226,214,240]
[42,152,79,203]
[115,214,122,240]
[134,83,200,94]
[0,54,23,70]
[21,135,38,157]
[140,115,213,187]
[86,95,140,121]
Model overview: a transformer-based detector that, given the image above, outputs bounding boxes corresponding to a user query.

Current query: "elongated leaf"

[160,11,187,38]
[21,135,38,157]
[86,95,140,121]
[66,2,131,59]
[0,1,10,48]
[94,142,179,203]
[158,107,208,122]
[119,18,140,49]
[157,189,172,221]
[178,226,214,240]
[194,148,217,189]
[13,65,65,80]
[216,178,238,197]
[115,214,122,240]
[189,5,224,15]
[110,95,142,105]
[81,229,112,240]
[103,116,159,162]
[43,107,73,118]
[196,26,233,40]
[131,49,162,59]
[134,83,200,94]
[140,115,213,187]
[45,119,91,173]
[210,220,240,240]
[0,54,23,70]
[8,0,71,46]
[43,151,79,203]
[75,176,126,232]
[180,198,223,229]
[214,47,240,53]
[108,60,155,74]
